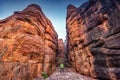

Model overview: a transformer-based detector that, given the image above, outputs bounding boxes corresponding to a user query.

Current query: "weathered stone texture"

[0,4,58,80]
[66,0,120,79]
[56,39,66,66]
[58,39,65,57]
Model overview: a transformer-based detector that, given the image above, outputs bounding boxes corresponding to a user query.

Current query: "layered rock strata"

[58,39,65,57]
[0,4,58,80]
[66,0,120,79]
[56,39,66,66]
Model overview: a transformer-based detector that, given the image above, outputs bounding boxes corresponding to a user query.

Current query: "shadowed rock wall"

[58,39,65,57]
[66,0,120,79]
[56,39,66,66]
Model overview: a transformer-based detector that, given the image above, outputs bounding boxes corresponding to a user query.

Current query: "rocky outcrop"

[56,39,66,66]
[66,0,120,79]
[0,4,58,80]
[58,39,65,57]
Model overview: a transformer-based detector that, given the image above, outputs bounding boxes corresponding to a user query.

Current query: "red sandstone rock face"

[58,39,65,57]
[66,0,120,79]
[56,39,66,66]
[0,4,58,80]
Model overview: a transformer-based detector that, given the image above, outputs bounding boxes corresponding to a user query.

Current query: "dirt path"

[46,68,96,80]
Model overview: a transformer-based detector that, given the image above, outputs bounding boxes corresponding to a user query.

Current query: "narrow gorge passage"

[47,39,95,80]
[0,0,120,80]
[46,68,94,80]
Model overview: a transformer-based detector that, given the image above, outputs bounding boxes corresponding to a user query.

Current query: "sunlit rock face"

[66,0,120,79]
[0,4,58,80]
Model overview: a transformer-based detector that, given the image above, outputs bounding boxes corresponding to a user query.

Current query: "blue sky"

[0,0,88,41]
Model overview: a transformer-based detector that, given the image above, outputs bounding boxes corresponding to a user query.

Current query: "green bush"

[41,72,48,80]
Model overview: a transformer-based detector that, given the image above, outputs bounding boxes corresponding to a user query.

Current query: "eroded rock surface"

[58,39,65,57]
[0,4,58,80]
[56,39,66,66]
[66,0,120,79]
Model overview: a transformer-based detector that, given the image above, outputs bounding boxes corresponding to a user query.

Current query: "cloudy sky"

[0,0,88,41]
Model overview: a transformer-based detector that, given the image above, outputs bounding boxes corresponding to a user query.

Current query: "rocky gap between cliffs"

[56,39,70,68]
[0,0,120,80]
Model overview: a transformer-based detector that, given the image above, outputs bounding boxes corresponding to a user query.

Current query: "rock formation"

[58,39,65,57]
[66,0,120,79]
[56,39,66,66]
[0,4,58,80]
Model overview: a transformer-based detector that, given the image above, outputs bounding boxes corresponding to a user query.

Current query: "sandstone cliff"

[58,39,65,57]
[56,39,66,66]
[0,4,58,80]
[66,0,120,79]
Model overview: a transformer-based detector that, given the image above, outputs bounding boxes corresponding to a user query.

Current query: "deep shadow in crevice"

[90,47,119,80]
[91,49,111,79]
